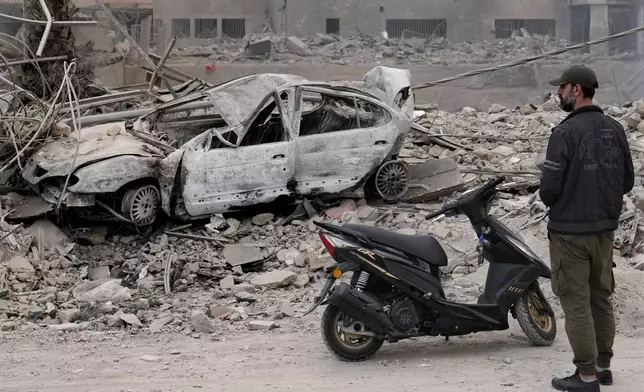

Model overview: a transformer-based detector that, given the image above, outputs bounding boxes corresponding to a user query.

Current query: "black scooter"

[304,176,556,361]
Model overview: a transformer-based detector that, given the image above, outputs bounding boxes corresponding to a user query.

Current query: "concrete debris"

[248,320,276,331]
[141,355,162,363]
[223,245,264,267]
[119,313,143,328]
[172,32,629,65]
[190,310,215,333]
[250,270,297,289]
[72,280,132,303]
[285,36,313,56]
[149,315,174,333]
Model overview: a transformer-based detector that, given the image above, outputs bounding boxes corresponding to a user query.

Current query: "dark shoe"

[596,369,613,386]
[552,372,600,391]
[574,368,613,386]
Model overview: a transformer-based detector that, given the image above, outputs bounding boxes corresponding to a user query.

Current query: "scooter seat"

[344,224,448,266]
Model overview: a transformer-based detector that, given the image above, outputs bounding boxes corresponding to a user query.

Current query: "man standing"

[540,65,634,391]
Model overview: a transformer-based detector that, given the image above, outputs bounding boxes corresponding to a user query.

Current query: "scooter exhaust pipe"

[327,283,393,334]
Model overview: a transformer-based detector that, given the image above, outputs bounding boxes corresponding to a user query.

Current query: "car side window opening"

[298,91,392,137]
[209,92,289,150]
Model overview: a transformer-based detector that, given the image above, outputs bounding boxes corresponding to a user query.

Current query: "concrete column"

[589,4,609,55]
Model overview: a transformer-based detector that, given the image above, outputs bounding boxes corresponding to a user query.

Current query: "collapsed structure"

[3,4,644,339]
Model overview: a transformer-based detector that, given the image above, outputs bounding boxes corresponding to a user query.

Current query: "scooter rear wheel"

[321,305,384,361]
[515,285,557,346]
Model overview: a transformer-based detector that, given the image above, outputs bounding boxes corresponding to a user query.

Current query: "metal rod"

[36,0,53,57]
[148,36,176,93]
[0,55,67,68]
[77,100,214,127]
[0,12,97,26]
[95,0,177,98]
[413,24,644,90]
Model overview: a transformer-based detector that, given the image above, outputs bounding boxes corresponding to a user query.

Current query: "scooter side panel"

[383,259,444,297]
[480,262,548,311]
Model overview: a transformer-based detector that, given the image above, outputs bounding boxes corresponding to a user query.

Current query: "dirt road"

[1,322,644,392]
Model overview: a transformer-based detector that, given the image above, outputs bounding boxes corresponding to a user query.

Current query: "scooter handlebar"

[423,176,505,220]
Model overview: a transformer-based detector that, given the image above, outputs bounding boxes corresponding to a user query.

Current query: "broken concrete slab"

[248,320,276,330]
[219,275,235,290]
[234,291,256,302]
[231,283,255,295]
[119,313,143,328]
[250,270,297,289]
[247,37,272,56]
[49,322,88,331]
[309,256,335,272]
[402,159,465,203]
[223,245,264,267]
[72,279,132,303]
[26,219,71,251]
[6,256,35,281]
[149,315,174,333]
[285,36,313,56]
[209,305,236,319]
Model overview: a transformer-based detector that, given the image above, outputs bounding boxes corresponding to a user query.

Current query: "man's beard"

[558,91,575,112]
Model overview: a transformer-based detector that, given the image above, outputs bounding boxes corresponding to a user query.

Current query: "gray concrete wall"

[154,0,267,47]
[153,0,572,48]
[282,0,570,41]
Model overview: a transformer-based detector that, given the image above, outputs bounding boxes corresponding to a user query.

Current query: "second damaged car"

[21,67,415,226]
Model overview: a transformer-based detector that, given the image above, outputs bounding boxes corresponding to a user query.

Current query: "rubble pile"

[5,60,644,336]
[172,32,637,65]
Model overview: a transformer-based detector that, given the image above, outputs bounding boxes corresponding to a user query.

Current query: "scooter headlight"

[506,235,540,261]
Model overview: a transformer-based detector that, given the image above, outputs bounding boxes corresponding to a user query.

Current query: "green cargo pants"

[548,231,616,376]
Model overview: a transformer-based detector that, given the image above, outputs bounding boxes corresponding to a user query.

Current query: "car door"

[292,86,398,196]
[181,90,296,217]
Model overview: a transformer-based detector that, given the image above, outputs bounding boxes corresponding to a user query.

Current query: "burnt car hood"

[208,73,308,126]
[22,121,164,185]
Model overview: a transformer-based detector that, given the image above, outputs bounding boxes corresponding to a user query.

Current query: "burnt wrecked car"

[21,66,415,226]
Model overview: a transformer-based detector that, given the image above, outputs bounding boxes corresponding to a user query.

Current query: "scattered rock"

[223,245,263,267]
[250,270,297,289]
[6,256,35,281]
[251,213,274,226]
[220,275,235,290]
[235,291,257,302]
[58,308,81,324]
[88,266,111,281]
[248,320,276,330]
[231,283,255,294]
[190,310,215,333]
[141,355,162,363]
[149,315,174,333]
[119,313,143,328]
[72,279,131,303]
[285,36,313,56]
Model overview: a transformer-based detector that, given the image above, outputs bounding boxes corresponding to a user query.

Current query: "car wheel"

[121,184,161,226]
[374,160,410,202]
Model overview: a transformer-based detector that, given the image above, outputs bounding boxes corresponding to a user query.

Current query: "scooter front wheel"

[321,305,384,361]
[515,285,557,346]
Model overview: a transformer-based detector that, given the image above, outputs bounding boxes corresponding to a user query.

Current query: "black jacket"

[539,105,635,234]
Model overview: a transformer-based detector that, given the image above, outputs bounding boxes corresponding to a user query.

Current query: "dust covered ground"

[2,322,644,392]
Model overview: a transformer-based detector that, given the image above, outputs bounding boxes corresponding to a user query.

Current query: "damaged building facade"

[153,0,644,53]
